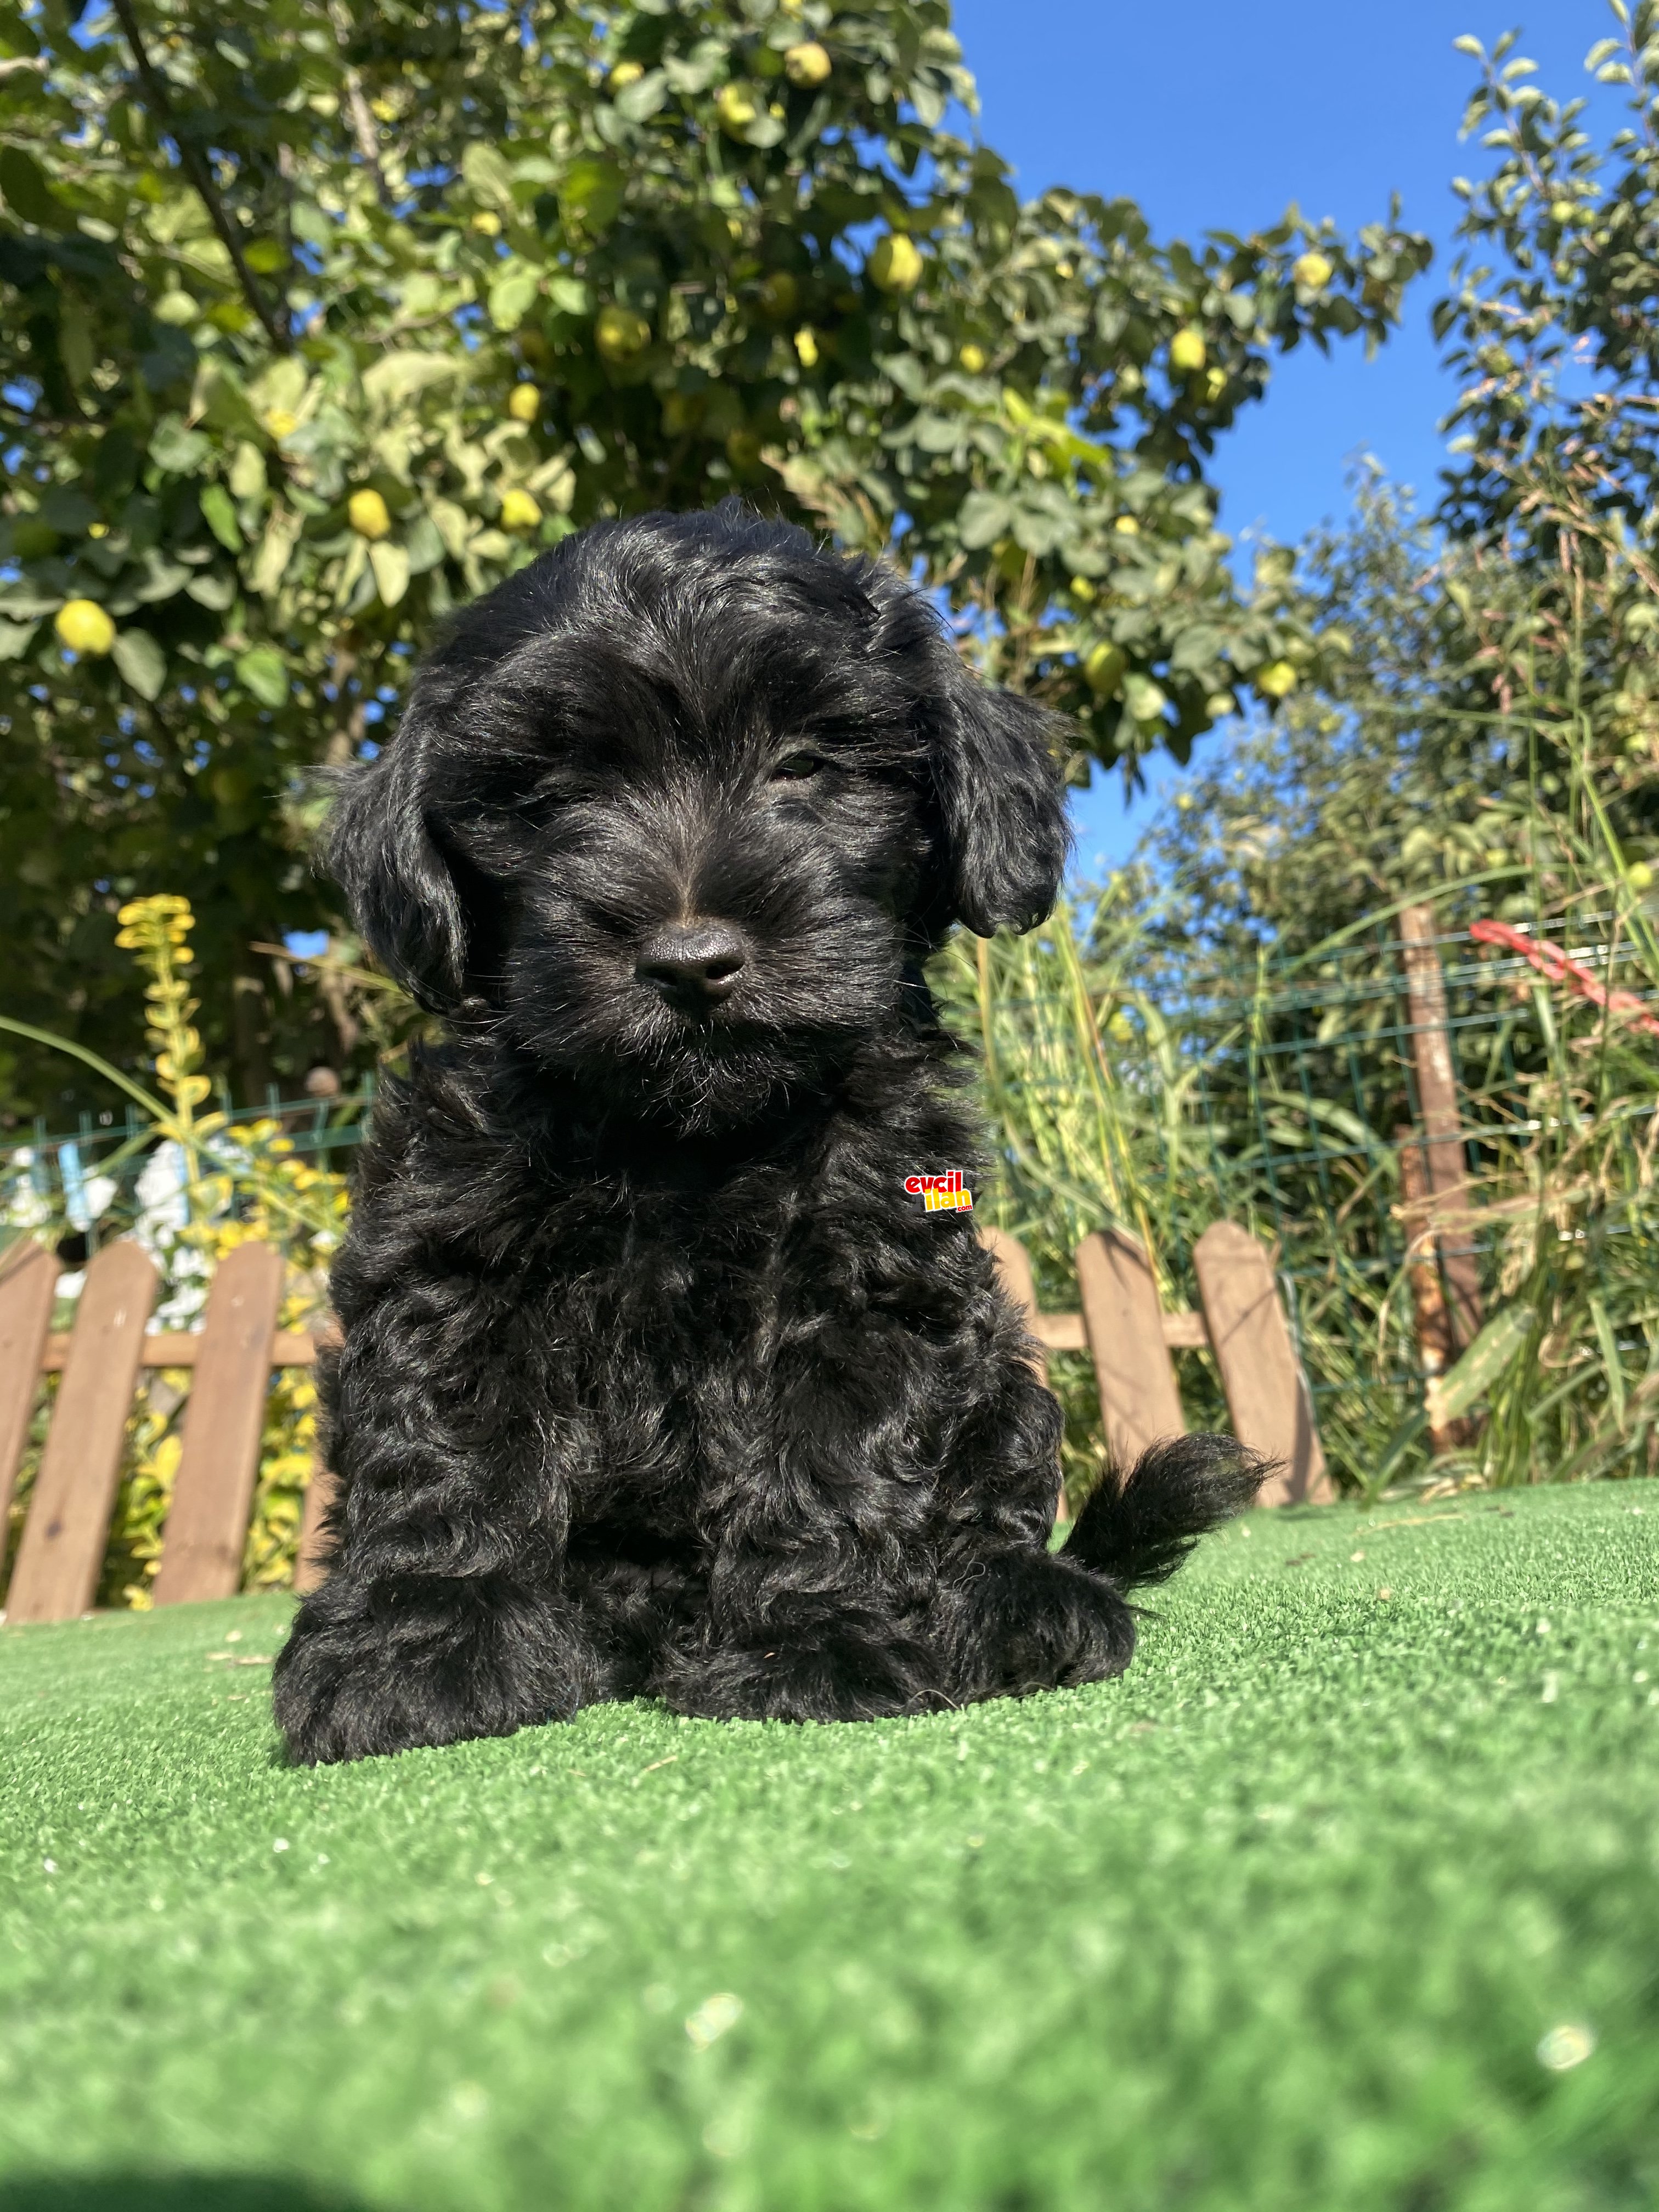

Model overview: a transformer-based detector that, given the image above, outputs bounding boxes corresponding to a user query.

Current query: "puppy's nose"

[635,921,748,1005]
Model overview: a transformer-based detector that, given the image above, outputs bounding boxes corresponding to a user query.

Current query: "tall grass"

[941,703,1659,1505]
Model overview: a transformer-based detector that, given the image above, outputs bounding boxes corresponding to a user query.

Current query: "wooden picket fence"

[0,1237,335,1624]
[0,1215,1330,1623]
[981,1222,1334,1513]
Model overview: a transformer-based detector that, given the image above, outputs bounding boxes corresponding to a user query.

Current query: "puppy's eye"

[771,751,824,782]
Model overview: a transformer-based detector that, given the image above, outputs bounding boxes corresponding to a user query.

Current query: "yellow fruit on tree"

[1204,365,1227,402]
[1255,659,1297,700]
[958,343,986,373]
[470,211,501,236]
[54,599,115,657]
[609,60,644,92]
[783,41,832,87]
[1113,514,1140,535]
[265,409,298,440]
[1083,641,1127,697]
[715,82,759,134]
[507,383,540,422]
[1169,328,1206,374]
[348,489,392,540]
[758,271,799,318]
[595,304,651,362]
[793,326,819,368]
[870,233,924,293]
[1292,250,1334,292]
[1629,861,1654,893]
[500,489,542,532]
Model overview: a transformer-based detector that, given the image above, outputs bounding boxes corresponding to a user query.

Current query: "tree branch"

[329,4,394,212]
[109,0,291,354]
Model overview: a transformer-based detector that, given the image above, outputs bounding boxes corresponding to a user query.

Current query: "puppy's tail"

[1063,1434,1271,1590]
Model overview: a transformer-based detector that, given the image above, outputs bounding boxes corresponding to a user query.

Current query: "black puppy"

[274,503,1261,1765]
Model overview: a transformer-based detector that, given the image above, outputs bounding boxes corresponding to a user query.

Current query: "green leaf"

[0,619,38,661]
[249,506,302,599]
[461,143,516,212]
[368,539,411,607]
[185,571,237,612]
[1426,1303,1535,1426]
[1588,1294,1627,1429]
[111,627,166,701]
[148,417,213,475]
[560,157,623,234]
[199,483,241,552]
[614,69,670,121]
[958,492,1013,549]
[403,514,446,575]
[362,352,466,408]
[0,145,63,228]
[234,647,289,708]
[488,265,540,332]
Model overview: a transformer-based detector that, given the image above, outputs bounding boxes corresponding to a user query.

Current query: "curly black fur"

[273,503,1263,1765]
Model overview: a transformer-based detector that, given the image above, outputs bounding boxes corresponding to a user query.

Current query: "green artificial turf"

[3,1485,1658,2212]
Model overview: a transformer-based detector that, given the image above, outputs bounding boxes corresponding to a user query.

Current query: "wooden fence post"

[979,1224,1047,1387]
[979,1223,1068,1527]
[294,1459,338,1594]
[1074,1229,1185,1471]
[0,1240,58,1549]
[6,1241,157,1623]
[1395,1123,1468,1455]
[152,1241,285,1606]
[1397,904,1483,1348]
[1193,1221,1334,1508]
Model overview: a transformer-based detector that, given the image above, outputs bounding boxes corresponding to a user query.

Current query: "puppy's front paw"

[273,1573,597,1764]
[658,1627,938,1723]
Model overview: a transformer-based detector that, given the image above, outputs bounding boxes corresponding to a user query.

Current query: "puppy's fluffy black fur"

[274,503,1263,1765]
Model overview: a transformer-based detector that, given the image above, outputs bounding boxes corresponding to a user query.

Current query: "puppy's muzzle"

[636,920,748,1011]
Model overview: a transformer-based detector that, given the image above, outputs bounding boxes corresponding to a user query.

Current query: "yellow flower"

[793,325,819,368]
[958,343,986,374]
[499,488,542,531]
[265,408,299,439]
[507,383,540,422]
[609,60,645,92]
[54,599,116,656]
[1293,250,1334,292]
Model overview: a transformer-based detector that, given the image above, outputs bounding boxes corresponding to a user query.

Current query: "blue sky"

[947,0,1624,875]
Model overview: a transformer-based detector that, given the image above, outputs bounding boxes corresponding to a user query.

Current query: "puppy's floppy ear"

[323,707,468,1015]
[926,647,1070,938]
